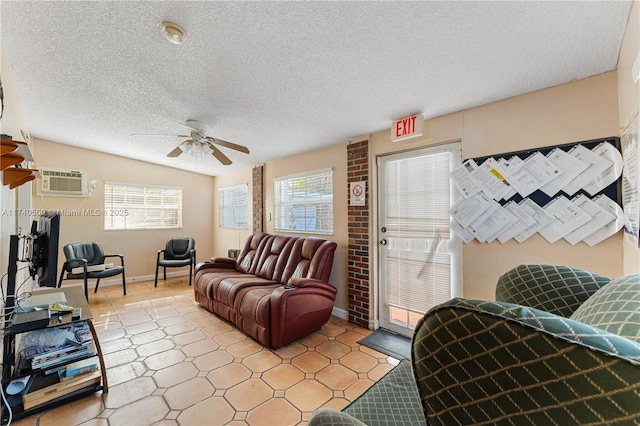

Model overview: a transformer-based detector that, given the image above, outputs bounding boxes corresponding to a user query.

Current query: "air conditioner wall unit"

[37,167,88,197]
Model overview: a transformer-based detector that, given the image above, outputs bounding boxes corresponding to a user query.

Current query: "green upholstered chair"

[310,265,640,426]
[413,267,640,425]
[494,264,613,317]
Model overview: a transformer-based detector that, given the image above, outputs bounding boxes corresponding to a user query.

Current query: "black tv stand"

[1,235,108,424]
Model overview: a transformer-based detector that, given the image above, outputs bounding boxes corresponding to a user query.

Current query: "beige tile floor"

[12,277,399,426]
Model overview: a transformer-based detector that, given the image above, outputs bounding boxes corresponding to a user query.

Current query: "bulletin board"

[449,136,624,246]
[470,136,622,207]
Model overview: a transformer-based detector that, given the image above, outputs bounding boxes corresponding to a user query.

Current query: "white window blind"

[384,150,455,316]
[218,183,249,229]
[104,182,182,230]
[274,168,333,234]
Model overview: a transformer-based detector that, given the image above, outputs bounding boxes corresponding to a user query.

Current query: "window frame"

[274,167,334,235]
[218,183,249,229]
[103,181,183,231]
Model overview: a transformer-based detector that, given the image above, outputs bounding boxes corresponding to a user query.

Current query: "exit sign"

[391,113,424,142]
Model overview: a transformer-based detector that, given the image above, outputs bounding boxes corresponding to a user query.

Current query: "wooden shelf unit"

[1,137,40,188]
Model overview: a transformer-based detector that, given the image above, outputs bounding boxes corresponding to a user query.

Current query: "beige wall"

[370,72,623,302]
[618,0,640,274]
[211,167,254,257]
[209,71,626,313]
[209,144,349,314]
[461,72,623,298]
[31,139,215,285]
[260,144,349,313]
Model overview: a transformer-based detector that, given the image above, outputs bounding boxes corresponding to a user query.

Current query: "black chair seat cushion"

[158,259,192,268]
[67,266,124,280]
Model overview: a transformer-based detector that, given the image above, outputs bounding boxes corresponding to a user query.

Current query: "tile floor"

[12,277,399,426]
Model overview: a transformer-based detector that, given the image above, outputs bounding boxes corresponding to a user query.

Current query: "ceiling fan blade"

[180,120,205,131]
[206,137,250,154]
[167,146,183,157]
[131,133,190,138]
[210,145,232,165]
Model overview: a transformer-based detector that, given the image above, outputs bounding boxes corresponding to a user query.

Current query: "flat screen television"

[30,211,60,287]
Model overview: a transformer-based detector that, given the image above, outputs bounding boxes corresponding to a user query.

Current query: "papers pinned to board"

[449,138,623,246]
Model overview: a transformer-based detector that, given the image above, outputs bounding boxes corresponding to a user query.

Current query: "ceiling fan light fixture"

[161,21,187,45]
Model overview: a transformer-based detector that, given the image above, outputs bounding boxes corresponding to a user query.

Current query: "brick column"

[252,165,264,233]
[347,140,370,327]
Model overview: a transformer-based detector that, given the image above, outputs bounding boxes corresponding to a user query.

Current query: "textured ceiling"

[0,1,633,176]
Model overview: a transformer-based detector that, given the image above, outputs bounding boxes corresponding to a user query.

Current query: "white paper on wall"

[514,198,555,243]
[497,201,538,244]
[449,191,493,228]
[471,158,511,201]
[468,202,517,243]
[563,194,617,245]
[583,141,624,196]
[450,220,475,244]
[538,196,593,244]
[561,145,614,196]
[498,157,520,201]
[508,152,562,198]
[539,148,589,197]
[583,195,625,246]
[450,160,480,198]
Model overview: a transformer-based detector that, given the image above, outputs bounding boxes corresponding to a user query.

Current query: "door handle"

[380,239,387,245]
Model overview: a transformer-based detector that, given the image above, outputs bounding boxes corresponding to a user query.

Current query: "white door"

[377,143,462,337]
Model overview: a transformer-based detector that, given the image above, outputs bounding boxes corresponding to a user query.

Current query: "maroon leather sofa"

[194,232,338,348]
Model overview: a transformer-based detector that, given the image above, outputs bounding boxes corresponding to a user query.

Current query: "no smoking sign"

[350,181,366,206]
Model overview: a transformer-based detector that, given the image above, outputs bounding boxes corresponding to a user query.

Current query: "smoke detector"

[161,21,187,45]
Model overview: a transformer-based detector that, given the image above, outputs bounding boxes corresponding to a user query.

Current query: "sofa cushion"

[570,274,640,343]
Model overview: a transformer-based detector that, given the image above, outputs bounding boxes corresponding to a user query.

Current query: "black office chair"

[155,237,196,287]
[57,242,126,300]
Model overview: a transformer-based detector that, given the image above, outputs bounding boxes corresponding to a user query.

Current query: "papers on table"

[449,140,623,245]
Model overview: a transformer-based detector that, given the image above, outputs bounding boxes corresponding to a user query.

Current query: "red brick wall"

[347,140,370,327]
[252,165,264,233]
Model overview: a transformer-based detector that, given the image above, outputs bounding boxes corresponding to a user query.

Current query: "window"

[104,182,182,230]
[274,168,333,234]
[218,184,249,229]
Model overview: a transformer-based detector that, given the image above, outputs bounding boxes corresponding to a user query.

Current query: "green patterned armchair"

[310,265,640,426]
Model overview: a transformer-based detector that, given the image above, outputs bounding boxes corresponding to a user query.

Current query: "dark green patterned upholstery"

[495,264,612,317]
[312,266,639,426]
[308,409,368,426]
[412,297,640,425]
[571,274,640,343]
[309,359,425,426]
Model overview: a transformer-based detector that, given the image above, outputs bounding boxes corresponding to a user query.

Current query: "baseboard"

[83,270,191,287]
[331,306,348,320]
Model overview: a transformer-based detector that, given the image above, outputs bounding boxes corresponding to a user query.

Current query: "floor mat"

[357,328,412,359]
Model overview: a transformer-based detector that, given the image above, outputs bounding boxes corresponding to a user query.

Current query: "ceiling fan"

[134,120,250,165]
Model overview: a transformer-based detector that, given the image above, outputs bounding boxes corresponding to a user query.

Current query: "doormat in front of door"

[357,329,411,360]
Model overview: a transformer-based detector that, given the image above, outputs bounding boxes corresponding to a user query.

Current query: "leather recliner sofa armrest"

[269,280,338,348]
[288,277,338,294]
[195,258,237,273]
